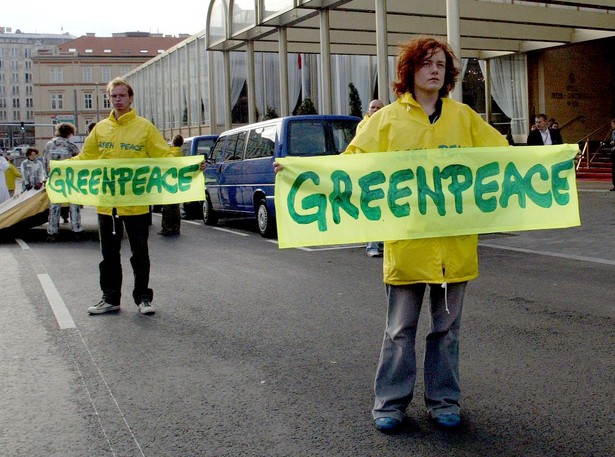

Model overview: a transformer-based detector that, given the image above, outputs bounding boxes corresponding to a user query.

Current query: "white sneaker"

[366,249,382,258]
[138,300,155,315]
[88,300,120,314]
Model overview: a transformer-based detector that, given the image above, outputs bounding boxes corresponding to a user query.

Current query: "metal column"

[319,9,332,114]
[446,0,462,101]
[278,27,289,117]
[375,0,389,103]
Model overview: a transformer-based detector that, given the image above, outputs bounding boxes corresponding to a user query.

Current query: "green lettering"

[417,166,445,216]
[133,166,150,195]
[89,168,101,195]
[388,169,414,217]
[524,164,552,208]
[47,168,67,198]
[499,162,526,208]
[65,167,80,196]
[112,167,133,195]
[102,167,115,196]
[440,164,473,214]
[161,167,178,193]
[178,164,198,192]
[474,162,500,212]
[551,159,573,205]
[329,170,359,224]
[147,166,163,193]
[358,171,386,221]
[287,171,327,231]
[76,169,89,194]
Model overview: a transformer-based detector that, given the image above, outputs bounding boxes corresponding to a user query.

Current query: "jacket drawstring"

[441,281,450,314]
[111,208,118,235]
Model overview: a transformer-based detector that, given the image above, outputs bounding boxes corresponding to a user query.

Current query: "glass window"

[102,66,111,82]
[231,0,256,35]
[50,94,63,110]
[263,0,294,20]
[84,93,93,109]
[83,67,92,83]
[208,0,227,44]
[245,124,277,159]
[288,119,359,157]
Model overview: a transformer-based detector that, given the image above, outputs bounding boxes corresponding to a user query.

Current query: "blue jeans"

[98,213,153,306]
[373,282,466,421]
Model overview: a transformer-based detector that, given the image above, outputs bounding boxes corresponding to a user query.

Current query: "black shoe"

[158,230,179,237]
[46,234,57,242]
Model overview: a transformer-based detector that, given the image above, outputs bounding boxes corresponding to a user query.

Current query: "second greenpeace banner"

[274,145,580,249]
[46,156,204,206]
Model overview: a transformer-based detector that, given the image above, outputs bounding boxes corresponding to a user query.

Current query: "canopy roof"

[206,0,615,58]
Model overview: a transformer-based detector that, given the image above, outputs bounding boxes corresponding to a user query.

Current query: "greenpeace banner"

[274,145,580,249]
[46,156,204,206]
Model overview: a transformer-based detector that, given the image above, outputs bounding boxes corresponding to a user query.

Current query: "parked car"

[180,134,219,219]
[204,115,360,237]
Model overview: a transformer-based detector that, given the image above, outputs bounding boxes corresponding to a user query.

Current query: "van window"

[195,138,217,156]
[330,120,358,153]
[181,141,192,156]
[245,124,277,159]
[212,132,246,163]
[288,121,327,157]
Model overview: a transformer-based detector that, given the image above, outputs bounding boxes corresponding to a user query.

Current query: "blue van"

[204,115,360,237]
[180,134,218,219]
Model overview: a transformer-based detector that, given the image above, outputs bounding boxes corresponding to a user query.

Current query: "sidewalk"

[479,179,615,264]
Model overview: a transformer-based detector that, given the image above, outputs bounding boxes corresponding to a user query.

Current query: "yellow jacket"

[5,162,21,191]
[344,93,508,285]
[170,146,182,158]
[356,113,371,132]
[75,109,172,216]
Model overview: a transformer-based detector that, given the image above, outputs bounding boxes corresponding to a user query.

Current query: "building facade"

[31,32,186,150]
[0,29,74,149]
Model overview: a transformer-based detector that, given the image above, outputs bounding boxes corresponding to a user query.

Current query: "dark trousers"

[161,204,181,233]
[98,213,153,305]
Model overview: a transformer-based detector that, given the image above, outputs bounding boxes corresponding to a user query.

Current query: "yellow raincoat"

[344,93,508,285]
[74,109,173,216]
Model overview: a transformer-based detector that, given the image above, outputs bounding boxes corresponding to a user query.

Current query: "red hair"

[392,36,460,98]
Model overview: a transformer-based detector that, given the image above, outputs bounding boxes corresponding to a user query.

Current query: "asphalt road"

[0,183,613,457]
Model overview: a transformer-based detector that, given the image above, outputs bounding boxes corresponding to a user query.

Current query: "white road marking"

[37,273,76,329]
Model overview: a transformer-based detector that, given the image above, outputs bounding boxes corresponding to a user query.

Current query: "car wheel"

[257,199,276,238]
[203,195,218,226]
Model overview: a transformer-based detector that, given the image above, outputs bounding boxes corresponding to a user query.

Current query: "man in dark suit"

[527,113,563,145]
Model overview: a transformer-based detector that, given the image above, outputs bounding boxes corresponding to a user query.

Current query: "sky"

[3,1,209,38]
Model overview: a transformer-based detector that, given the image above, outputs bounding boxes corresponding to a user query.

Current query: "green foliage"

[296,98,318,115]
[348,83,363,118]
[265,105,279,120]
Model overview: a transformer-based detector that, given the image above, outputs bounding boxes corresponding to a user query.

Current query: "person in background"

[357,99,385,258]
[526,114,563,146]
[87,122,97,134]
[0,154,9,204]
[74,77,176,316]
[20,148,45,192]
[158,134,184,237]
[4,155,22,197]
[43,122,83,241]
[344,36,508,433]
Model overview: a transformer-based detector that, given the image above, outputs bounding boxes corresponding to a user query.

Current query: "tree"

[296,98,318,115]
[265,105,279,120]
[348,83,363,118]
